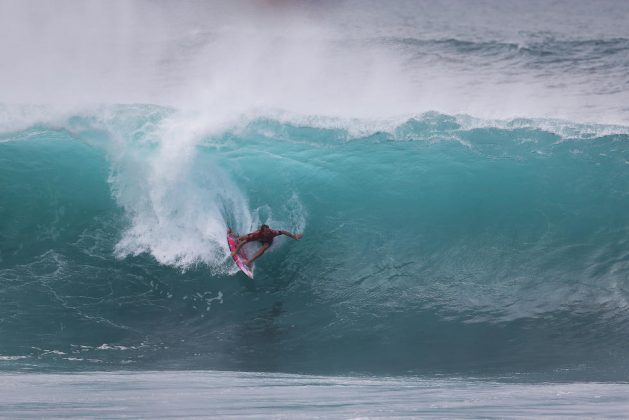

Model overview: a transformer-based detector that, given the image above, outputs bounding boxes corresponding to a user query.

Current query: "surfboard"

[227,228,254,279]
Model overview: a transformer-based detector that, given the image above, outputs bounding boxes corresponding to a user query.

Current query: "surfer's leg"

[247,243,270,266]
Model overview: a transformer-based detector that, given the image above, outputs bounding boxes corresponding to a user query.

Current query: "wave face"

[1,108,629,380]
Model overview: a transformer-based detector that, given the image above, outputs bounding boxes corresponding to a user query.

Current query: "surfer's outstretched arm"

[280,230,303,240]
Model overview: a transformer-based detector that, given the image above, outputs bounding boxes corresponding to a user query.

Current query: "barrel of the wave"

[227,228,254,279]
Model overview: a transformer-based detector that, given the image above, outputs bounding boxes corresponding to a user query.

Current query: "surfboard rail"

[227,229,254,279]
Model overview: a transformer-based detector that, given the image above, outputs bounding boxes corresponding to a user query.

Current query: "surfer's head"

[260,224,270,231]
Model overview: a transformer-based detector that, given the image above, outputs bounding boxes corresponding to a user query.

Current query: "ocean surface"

[2,371,629,418]
[1,0,629,416]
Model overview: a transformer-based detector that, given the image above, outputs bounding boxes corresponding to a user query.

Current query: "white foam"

[108,111,254,272]
[0,355,28,361]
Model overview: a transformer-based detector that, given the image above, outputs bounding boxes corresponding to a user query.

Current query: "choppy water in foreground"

[1,371,628,418]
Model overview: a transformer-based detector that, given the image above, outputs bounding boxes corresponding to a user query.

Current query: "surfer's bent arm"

[233,238,251,256]
[280,230,303,240]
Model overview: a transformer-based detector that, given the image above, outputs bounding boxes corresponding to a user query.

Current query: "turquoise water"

[1,110,628,380]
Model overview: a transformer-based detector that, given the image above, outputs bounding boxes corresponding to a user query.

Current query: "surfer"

[231,224,303,266]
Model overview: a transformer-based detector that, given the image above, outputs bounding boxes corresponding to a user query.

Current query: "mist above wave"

[0,0,628,125]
